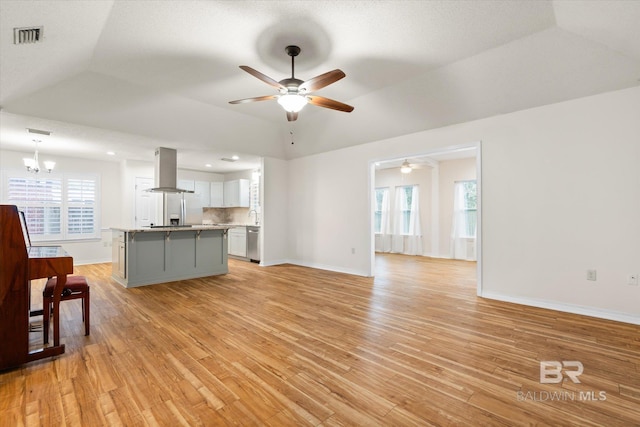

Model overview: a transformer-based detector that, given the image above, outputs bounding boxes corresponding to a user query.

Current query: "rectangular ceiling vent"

[14,26,43,44]
[221,157,237,162]
[27,128,51,136]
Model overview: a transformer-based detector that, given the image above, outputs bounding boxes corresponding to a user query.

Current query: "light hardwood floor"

[1,255,639,426]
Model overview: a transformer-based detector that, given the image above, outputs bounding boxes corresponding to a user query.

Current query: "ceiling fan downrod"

[285,45,301,79]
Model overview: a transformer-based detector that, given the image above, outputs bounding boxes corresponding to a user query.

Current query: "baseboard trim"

[481,291,640,325]
[260,259,290,267]
[75,258,111,266]
[286,259,370,277]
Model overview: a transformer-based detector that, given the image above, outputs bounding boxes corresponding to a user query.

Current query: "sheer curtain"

[391,185,422,255]
[451,181,477,260]
[377,189,392,252]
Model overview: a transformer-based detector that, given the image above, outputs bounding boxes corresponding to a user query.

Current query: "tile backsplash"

[203,207,258,225]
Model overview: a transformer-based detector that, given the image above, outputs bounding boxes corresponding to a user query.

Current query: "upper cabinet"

[210,182,224,208]
[223,179,250,207]
[194,181,210,207]
[177,179,195,192]
[178,179,210,207]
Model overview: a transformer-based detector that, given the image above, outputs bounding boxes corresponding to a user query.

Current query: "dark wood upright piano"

[1,204,73,370]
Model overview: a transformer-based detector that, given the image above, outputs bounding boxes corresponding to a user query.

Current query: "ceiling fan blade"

[307,95,354,112]
[239,66,285,90]
[229,95,278,105]
[299,69,346,92]
[286,111,298,122]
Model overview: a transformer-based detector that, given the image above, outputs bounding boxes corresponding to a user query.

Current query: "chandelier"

[23,128,55,173]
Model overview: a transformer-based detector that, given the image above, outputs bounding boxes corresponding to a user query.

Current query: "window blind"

[4,173,100,241]
[67,178,96,236]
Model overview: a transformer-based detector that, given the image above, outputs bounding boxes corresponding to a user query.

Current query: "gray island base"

[111,226,231,288]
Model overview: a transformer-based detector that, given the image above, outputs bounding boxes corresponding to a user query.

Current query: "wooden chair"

[43,275,90,344]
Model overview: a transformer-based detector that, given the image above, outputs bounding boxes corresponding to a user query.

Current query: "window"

[398,185,416,235]
[250,170,260,211]
[66,177,98,237]
[374,187,389,233]
[455,180,477,238]
[4,172,100,241]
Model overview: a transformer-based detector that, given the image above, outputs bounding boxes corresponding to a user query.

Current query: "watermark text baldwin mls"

[517,390,607,402]
[516,361,607,402]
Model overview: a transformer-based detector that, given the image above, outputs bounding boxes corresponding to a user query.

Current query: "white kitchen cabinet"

[223,179,250,207]
[178,179,195,191]
[112,231,126,279]
[194,181,210,207]
[210,182,224,207]
[228,227,247,257]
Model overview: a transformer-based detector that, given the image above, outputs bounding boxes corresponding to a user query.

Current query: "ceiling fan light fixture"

[400,160,412,174]
[277,94,308,112]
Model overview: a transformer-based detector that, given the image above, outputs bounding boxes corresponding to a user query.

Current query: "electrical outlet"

[351,248,356,254]
[103,241,108,247]
[586,270,597,281]
[628,274,639,286]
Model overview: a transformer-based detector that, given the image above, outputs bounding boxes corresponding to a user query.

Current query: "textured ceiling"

[1,1,639,171]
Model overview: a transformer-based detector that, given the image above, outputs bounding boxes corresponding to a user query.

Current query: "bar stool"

[42,275,90,343]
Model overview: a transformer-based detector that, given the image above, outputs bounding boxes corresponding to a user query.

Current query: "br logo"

[540,361,583,384]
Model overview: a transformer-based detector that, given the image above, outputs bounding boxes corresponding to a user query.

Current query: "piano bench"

[43,275,90,344]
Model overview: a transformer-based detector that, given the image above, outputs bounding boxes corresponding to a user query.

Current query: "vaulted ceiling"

[1,1,639,171]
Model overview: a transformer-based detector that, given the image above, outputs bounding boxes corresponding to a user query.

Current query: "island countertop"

[111,224,236,233]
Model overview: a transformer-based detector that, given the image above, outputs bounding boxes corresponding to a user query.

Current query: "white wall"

[285,86,640,323]
[287,151,372,276]
[261,157,288,265]
[223,169,253,181]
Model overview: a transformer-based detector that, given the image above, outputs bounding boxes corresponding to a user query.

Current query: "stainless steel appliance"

[145,147,194,226]
[247,226,260,263]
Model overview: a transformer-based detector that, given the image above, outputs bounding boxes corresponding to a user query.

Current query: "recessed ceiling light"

[231,155,239,161]
[205,164,212,168]
[107,151,115,156]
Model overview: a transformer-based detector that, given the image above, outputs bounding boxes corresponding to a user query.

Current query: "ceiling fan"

[229,45,354,121]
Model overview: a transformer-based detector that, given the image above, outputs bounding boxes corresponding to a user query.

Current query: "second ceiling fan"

[229,45,354,121]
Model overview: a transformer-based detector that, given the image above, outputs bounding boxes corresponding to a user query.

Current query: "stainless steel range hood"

[146,147,193,193]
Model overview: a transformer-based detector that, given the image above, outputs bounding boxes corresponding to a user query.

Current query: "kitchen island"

[111,225,231,288]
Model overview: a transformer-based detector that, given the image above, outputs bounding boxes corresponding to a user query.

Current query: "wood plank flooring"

[1,255,639,426]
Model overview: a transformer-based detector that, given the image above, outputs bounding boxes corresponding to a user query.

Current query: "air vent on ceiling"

[221,157,238,162]
[27,128,51,136]
[14,26,43,44]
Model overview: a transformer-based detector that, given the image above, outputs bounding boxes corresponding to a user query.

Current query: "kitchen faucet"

[248,209,259,225]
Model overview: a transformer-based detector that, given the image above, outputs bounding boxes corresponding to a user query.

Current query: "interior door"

[135,177,157,227]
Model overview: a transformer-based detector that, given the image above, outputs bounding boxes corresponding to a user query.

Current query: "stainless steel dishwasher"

[246,226,260,262]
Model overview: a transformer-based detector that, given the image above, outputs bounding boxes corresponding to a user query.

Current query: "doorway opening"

[369,142,482,295]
